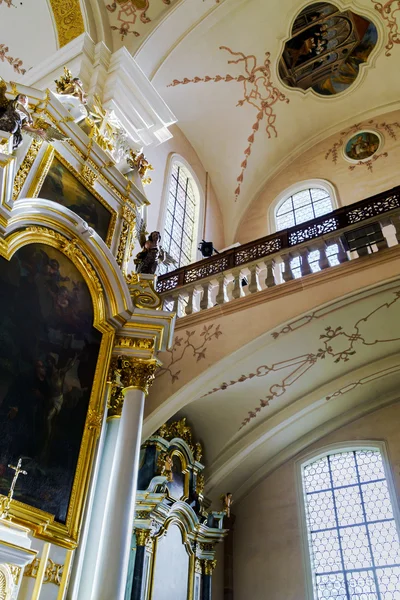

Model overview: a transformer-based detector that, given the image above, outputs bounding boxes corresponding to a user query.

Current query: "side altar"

[0,60,176,600]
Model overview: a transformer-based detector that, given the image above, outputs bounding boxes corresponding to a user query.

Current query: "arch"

[158,154,204,271]
[268,179,339,234]
[296,442,400,600]
[8,198,131,325]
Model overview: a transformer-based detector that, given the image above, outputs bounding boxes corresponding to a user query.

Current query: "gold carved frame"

[26,147,117,249]
[0,225,116,548]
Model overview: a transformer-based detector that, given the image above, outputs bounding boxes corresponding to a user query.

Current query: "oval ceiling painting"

[278,2,378,96]
[344,130,381,162]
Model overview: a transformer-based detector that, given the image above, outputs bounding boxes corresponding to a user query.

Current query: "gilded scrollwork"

[24,557,63,585]
[127,275,162,310]
[114,336,155,350]
[86,408,103,435]
[203,559,217,575]
[135,528,151,547]
[48,0,85,48]
[81,163,97,187]
[12,139,43,201]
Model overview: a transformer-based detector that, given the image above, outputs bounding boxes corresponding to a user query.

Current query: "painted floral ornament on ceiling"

[168,46,289,200]
[106,0,173,39]
[278,2,378,95]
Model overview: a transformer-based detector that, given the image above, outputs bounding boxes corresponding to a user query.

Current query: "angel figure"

[0,79,69,150]
[158,452,173,482]
[221,492,233,518]
[134,221,176,275]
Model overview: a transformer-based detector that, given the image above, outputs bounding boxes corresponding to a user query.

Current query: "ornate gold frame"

[0,226,116,548]
[26,148,117,249]
[169,449,190,502]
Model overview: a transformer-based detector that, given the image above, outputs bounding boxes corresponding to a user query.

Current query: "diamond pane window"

[161,162,198,274]
[276,187,333,231]
[302,449,400,600]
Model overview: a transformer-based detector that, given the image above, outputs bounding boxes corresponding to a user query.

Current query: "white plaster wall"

[152,524,189,600]
[233,401,400,600]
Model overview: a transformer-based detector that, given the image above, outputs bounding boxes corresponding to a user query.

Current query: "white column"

[92,389,144,600]
[91,357,159,600]
[74,416,120,600]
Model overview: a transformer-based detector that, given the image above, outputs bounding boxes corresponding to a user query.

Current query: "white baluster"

[248,264,260,294]
[318,242,330,270]
[215,273,227,305]
[299,249,312,276]
[264,260,276,287]
[200,281,210,310]
[231,268,243,299]
[281,254,294,282]
[185,287,195,315]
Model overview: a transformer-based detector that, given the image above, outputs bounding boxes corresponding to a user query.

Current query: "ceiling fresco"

[278,2,378,95]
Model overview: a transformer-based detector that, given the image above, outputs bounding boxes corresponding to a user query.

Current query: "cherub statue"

[0,79,69,150]
[134,219,176,275]
[157,452,173,482]
[127,150,154,185]
[55,67,88,105]
[221,492,233,518]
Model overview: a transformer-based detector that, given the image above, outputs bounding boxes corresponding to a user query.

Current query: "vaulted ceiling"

[1,0,400,241]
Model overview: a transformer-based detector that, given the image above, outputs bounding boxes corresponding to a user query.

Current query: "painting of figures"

[0,244,101,523]
[278,2,378,96]
[39,157,112,242]
[344,131,380,161]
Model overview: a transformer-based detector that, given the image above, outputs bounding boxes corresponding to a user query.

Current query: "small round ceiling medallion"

[343,130,382,163]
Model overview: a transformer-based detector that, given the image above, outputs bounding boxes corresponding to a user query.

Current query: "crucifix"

[0,458,27,520]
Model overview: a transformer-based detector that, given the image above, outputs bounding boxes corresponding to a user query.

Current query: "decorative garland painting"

[168,46,289,200]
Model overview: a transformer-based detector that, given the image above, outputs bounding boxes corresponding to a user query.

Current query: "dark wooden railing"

[157,185,400,293]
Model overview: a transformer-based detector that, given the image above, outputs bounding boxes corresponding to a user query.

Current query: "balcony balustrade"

[157,186,400,317]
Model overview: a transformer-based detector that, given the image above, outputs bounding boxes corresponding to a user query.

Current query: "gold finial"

[0,458,27,520]
[127,150,154,185]
[55,67,74,94]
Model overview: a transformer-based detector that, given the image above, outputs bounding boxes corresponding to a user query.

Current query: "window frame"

[158,153,204,268]
[296,441,400,600]
[269,179,339,234]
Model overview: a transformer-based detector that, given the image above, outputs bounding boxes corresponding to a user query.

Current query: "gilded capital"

[135,528,150,547]
[118,356,160,395]
[203,559,217,576]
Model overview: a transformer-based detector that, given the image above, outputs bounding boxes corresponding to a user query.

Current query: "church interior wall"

[144,124,226,252]
[236,108,400,244]
[232,401,400,600]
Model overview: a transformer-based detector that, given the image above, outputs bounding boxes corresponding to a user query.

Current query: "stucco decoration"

[325,118,400,172]
[155,323,223,383]
[168,46,289,201]
[372,0,400,56]
[0,44,26,75]
[201,289,400,428]
[106,0,175,39]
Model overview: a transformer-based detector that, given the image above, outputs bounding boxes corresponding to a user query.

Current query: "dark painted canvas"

[279,2,378,95]
[0,244,101,523]
[39,157,112,242]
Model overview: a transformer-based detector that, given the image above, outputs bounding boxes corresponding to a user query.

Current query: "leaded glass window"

[302,449,400,600]
[162,162,198,274]
[276,188,333,230]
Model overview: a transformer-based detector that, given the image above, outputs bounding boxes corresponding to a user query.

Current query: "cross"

[7,458,27,500]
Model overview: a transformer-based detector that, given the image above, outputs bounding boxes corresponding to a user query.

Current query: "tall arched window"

[275,186,334,231]
[161,160,200,273]
[274,183,337,278]
[301,447,400,599]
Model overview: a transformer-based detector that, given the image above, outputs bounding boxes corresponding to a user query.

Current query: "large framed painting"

[0,242,106,543]
[34,152,116,246]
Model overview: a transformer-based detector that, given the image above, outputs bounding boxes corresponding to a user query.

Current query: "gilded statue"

[0,78,68,150]
[157,452,173,482]
[127,150,154,185]
[221,492,233,518]
[55,67,88,105]
[134,220,176,275]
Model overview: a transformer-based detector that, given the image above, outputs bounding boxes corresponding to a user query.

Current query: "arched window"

[301,447,400,599]
[274,183,337,278]
[161,160,200,273]
[275,186,334,231]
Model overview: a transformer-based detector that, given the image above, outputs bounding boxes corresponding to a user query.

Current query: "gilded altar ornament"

[127,150,154,185]
[195,442,203,462]
[115,356,161,395]
[24,557,63,585]
[81,163,97,186]
[48,0,85,48]
[135,528,151,547]
[12,138,43,200]
[203,559,217,576]
[157,452,173,481]
[0,458,27,520]
[55,68,88,105]
[156,418,194,451]
[196,473,205,496]
[0,78,69,150]
[221,492,233,518]
[114,336,155,350]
